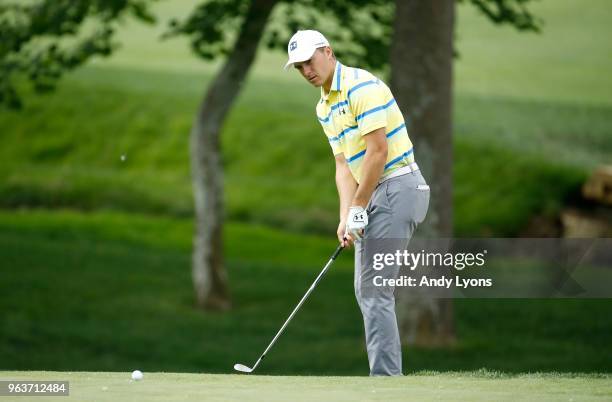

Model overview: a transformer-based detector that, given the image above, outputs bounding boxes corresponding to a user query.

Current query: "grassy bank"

[1,65,605,235]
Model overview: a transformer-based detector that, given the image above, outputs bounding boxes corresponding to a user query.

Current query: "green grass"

[453,141,587,235]
[1,210,611,375]
[1,64,606,235]
[455,0,612,106]
[1,371,610,402]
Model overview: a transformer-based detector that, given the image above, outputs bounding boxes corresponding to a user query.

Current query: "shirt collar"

[321,61,342,101]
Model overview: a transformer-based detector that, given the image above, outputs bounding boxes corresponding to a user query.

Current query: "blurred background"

[1,0,611,375]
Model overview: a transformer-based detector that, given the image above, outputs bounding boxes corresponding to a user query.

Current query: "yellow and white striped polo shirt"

[316,62,414,184]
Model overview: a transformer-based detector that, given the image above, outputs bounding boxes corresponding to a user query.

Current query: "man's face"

[293,47,334,88]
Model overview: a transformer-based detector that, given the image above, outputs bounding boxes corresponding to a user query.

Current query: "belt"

[378,162,419,184]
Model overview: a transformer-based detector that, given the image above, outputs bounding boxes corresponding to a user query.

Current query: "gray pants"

[354,170,430,376]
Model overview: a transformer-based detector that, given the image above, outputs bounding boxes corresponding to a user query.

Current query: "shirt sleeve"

[349,82,389,135]
[317,106,343,156]
[322,124,343,155]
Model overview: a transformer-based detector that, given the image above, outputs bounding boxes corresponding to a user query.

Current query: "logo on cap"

[289,41,297,51]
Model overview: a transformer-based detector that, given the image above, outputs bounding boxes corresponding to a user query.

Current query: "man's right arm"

[335,153,358,247]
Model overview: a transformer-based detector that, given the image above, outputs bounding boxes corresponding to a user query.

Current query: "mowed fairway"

[1,371,610,402]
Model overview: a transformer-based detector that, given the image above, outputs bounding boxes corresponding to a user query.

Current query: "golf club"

[233,242,345,374]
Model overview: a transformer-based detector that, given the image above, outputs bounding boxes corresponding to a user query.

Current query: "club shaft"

[251,244,344,370]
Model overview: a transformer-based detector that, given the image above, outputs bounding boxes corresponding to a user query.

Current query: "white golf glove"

[345,206,368,240]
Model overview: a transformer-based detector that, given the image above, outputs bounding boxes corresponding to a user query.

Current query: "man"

[285,30,430,376]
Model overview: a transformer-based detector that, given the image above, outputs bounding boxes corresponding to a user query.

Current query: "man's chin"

[306,77,321,87]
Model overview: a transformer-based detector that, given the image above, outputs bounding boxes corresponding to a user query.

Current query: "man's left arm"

[344,81,389,240]
[344,128,387,242]
[351,127,388,208]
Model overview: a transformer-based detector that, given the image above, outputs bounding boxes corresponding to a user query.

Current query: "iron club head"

[233,363,253,373]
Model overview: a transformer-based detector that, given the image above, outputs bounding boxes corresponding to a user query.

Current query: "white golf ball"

[120,154,126,162]
[131,370,143,381]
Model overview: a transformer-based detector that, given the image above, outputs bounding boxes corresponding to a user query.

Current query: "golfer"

[285,30,430,376]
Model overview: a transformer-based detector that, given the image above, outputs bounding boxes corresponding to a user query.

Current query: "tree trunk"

[190,0,277,310]
[390,0,456,346]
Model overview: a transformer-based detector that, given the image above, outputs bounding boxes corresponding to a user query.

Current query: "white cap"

[284,30,330,70]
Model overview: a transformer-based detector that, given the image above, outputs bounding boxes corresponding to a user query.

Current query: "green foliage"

[147,0,542,78]
[163,0,393,70]
[1,0,542,108]
[264,0,541,72]
[164,0,249,60]
[264,0,393,72]
[460,0,542,31]
[0,0,155,108]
